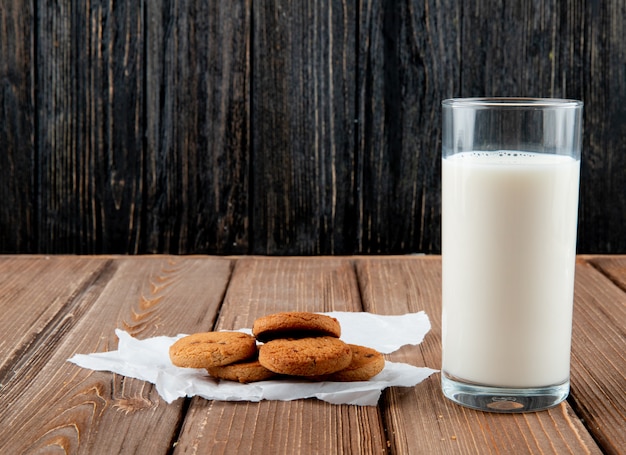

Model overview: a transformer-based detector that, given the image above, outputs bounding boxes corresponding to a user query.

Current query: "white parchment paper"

[68,311,438,406]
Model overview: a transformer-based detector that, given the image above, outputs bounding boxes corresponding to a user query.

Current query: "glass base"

[441,373,569,413]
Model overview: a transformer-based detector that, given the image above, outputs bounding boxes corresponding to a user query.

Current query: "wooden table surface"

[0,255,624,454]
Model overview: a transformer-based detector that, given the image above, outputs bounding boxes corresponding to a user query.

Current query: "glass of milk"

[441,98,583,412]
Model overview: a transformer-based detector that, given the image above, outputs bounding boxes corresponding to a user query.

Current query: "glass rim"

[442,97,583,109]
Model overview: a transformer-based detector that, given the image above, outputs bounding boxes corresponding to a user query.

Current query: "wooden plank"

[357,0,458,254]
[144,0,250,254]
[172,257,389,454]
[2,2,626,257]
[3,1,626,257]
[0,257,233,454]
[576,1,626,253]
[569,258,626,455]
[459,0,583,97]
[0,256,107,383]
[251,1,358,254]
[0,1,35,252]
[458,0,626,255]
[586,255,626,292]
[355,256,602,454]
[36,0,144,253]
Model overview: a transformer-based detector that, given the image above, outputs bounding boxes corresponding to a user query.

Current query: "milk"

[442,151,580,388]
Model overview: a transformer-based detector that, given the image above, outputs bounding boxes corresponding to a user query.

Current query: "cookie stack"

[169,311,385,384]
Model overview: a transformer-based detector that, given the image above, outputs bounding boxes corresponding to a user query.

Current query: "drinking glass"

[441,98,583,412]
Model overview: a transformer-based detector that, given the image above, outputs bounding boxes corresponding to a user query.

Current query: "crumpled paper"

[68,311,438,406]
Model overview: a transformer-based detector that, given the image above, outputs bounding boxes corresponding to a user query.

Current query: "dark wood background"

[1,1,624,255]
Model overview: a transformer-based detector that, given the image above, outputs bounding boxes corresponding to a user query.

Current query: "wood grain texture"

[172,257,389,454]
[586,255,626,292]
[220,256,363,319]
[354,256,603,454]
[145,0,250,254]
[252,1,358,254]
[0,0,35,252]
[569,259,626,455]
[0,256,107,384]
[458,0,625,255]
[357,0,456,253]
[176,396,386,455]
[577,1,626,253]
[459,0,584,97]
[36,0,144,253]
[0,257,233,454]
[2,1,626,255]
[0,255,623,453]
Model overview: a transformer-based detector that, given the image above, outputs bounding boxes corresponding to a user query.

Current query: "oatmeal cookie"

[207,358,277,383]
[325,344,385,381]
[252,311,341,342]
[258,336,352,377]
[169,331,257,368]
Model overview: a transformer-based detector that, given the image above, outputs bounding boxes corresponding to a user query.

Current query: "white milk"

[442,151,580,388]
